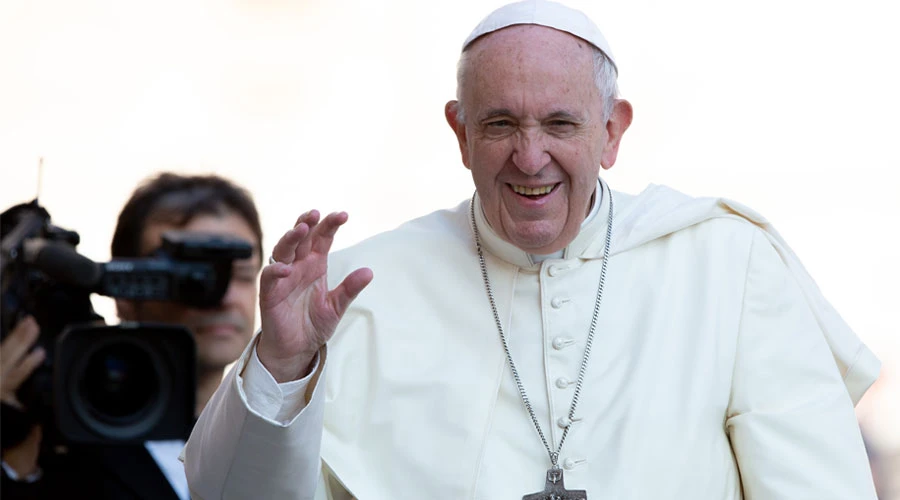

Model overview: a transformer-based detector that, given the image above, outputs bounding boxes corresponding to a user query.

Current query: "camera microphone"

[23,238,103,289]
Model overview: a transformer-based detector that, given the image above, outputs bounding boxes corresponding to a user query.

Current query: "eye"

[546,120,576,134]
[482,118,517,138]
[232,264,259,283]
[485,119,513,129]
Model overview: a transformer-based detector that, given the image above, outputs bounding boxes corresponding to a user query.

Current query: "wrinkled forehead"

[461,26,603,118]
[462,0,617,74]
[466,24,595,65]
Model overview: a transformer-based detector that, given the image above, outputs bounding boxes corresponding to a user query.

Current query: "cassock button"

[550,297,568,308]
[548,265,569,277]
[555,377,571,389]
[563,458,579,470]
[551,337,571,350]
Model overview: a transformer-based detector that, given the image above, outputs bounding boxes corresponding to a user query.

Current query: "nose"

[511,129,550,175]
[216,279,241,309]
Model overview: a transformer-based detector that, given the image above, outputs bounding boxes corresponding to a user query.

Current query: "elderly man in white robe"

[181,0,881,498]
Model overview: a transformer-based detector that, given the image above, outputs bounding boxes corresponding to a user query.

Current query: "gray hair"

[454,45,619,124]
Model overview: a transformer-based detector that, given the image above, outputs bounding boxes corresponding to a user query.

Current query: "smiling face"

[446,25,632,254]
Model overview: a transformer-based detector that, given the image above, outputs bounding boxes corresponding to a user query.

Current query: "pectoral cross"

[523,468,587,500]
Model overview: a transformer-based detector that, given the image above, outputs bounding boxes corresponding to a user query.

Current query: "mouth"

[509,183,559,199]
[195,323,240,338]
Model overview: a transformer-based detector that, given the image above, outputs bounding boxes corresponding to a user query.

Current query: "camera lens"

[69,334,172,441]
[80,343,160,422]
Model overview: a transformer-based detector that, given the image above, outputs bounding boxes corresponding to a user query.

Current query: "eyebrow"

[544,110,584,122]
[478,108,515,122]
[477,109,585,122]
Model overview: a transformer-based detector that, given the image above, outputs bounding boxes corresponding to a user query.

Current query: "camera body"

[53,322,196,444]
[1,199,252,446]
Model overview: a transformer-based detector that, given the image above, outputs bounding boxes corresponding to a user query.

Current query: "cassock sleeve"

[725,229,878,499]
[181,335,329,500]
[242,344,319,423]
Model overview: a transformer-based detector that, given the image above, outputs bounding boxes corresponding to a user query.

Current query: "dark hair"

[111,172,263,265]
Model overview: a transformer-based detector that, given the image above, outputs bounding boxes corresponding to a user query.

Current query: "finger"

[259,262,293,299]
[5,347,46,390]
[272,211,320,264]
[327,267,374,318]
[271,222,310,264]
[310,212,349,257]
[292,210,322,262]
[292,209,320,231]
[0,317,39,371]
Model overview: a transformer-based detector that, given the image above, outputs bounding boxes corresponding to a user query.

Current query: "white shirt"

[144,440,190,500]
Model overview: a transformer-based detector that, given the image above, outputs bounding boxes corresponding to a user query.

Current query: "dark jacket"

[2,441,183,500]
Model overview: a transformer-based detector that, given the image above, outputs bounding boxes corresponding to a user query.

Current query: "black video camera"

[0,199,252,447]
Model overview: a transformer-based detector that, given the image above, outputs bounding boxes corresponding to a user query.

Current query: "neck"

[195,368,225,418]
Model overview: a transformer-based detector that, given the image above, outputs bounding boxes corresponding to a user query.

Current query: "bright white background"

[1,0,897,487]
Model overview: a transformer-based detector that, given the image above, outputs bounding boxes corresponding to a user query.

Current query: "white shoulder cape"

[609,183,880,404]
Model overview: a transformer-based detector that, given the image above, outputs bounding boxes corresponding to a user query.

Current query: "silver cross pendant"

[523,467,587,500]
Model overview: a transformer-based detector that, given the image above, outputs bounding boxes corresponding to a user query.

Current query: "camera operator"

[1,172,264,500]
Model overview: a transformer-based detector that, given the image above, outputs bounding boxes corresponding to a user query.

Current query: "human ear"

[600,99,634,170]
[444,100,471,170]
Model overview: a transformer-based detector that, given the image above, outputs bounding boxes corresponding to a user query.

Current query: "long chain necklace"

[469,191,614,500]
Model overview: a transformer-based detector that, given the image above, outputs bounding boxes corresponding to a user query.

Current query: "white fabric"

[144,440,189,500]
[181,335,327,500]
[183,180,879,499]
[242,341,317,423]
[462,0,617,74]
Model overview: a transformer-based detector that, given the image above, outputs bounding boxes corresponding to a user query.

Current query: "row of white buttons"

[549,263,584,472]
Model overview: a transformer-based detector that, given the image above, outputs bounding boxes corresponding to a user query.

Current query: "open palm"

[257,210,373,383]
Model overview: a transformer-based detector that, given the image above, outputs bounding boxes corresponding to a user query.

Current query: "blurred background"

[1,0,897,495]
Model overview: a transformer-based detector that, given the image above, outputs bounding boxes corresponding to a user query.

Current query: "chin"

[199,352,243,372]
[198,339,246,363]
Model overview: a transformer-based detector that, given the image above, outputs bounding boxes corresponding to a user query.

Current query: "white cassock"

[183,179,880,499]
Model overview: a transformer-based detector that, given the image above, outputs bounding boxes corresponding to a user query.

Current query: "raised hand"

[256,210,373,382]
